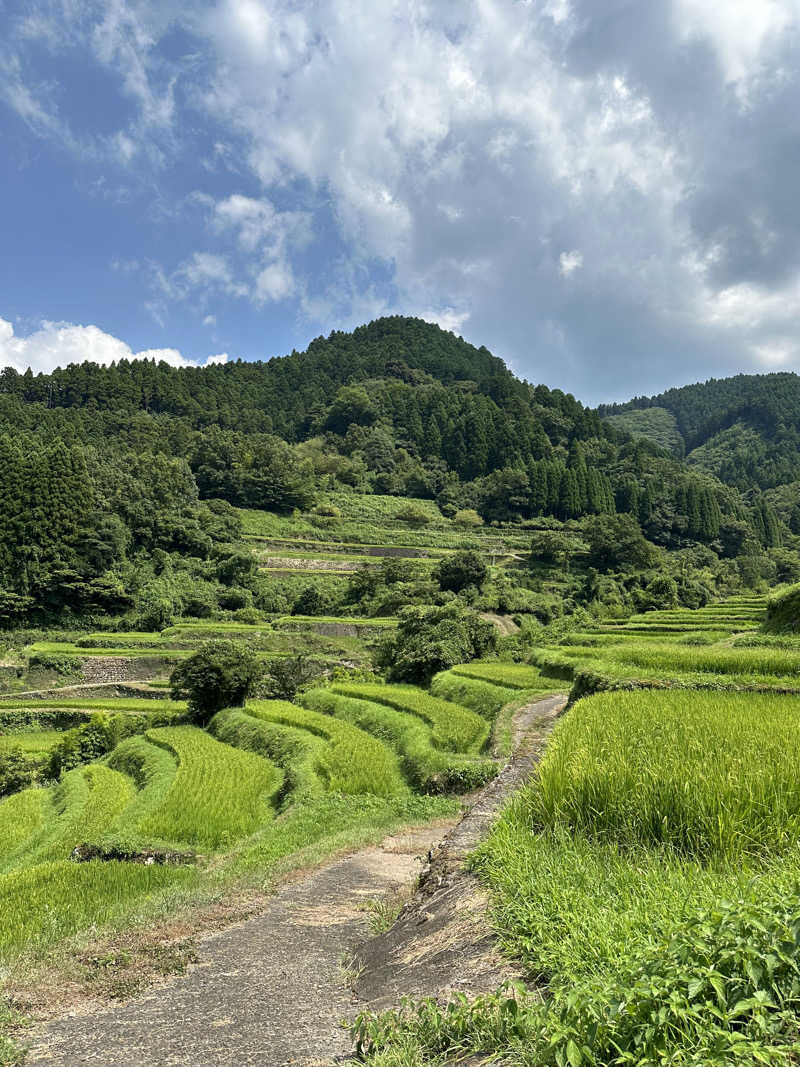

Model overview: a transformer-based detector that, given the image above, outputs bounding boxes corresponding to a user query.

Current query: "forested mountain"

[0,316,788,623]
[600,372,800,493]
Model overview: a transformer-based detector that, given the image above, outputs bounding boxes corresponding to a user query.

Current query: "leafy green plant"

[169,640,262,723]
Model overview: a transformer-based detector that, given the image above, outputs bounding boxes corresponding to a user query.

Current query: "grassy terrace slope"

[357,594,800,1066]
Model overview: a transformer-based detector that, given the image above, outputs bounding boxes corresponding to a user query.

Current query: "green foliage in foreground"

[354,878,800,1065]
[0,861,193,959]
[354,684,800,1066]
[530,691,800,858]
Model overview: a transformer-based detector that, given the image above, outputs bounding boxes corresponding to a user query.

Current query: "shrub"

[375,603,497,685]
[170,641,262,724]
[765,583,800,633]
[453,509,483,528]
[263,655,322,700]
[0,748,39,797]
[394,503,431,525]
[435,550,488,594]
[27,652,76,676]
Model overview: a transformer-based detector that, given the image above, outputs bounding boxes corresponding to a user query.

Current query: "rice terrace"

[4,320,800,1067]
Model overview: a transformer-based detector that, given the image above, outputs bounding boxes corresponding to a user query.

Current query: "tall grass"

[0,861,193,958]
[529,691,800,858]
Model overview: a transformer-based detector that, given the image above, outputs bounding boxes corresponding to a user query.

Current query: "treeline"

[0,316,789,623]
[599,372,800,491]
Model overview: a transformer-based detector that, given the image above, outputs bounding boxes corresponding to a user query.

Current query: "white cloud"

[255,262,294,302]
[559,250,584,277]
[173,252,249,298]
[0,317,226,374]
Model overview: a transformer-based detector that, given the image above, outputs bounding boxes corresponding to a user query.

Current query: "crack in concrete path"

[23,693,566,1067]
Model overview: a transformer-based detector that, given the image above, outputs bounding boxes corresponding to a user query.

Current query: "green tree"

[265,654,321,700]
[585,514,660,571]
[435,550,488,593]
[375,603,497,685]
[170,641,262,724]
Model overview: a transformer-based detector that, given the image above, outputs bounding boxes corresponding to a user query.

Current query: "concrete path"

[23,693,566,1067]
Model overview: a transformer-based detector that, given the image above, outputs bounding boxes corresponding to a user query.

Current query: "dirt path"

[4,681,163,700]
[22,693,566,1067]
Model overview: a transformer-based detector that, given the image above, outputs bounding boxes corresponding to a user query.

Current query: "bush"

[765,583,800,633]
[375,603,497,685]
[0,748,39,796]
[27,652,77,676]
[170,641,262,724]
[394,503,431,525]
[453,509,483,528]
[263,655,322,700]
[47,713,119,778]
[435,550,488,594]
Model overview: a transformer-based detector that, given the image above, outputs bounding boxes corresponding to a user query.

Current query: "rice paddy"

[355,593,800,1065]
[3,568,792,1064]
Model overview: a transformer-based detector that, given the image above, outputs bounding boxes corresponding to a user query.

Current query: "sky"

[1,0,799,405]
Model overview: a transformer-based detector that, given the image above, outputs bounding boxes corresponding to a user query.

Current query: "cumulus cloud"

[4,0,800,399]
[559,251,584,278]
[0,318,225,374]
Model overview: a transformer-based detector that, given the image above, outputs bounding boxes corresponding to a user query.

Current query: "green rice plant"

[431,670,518,719]
[100,735,180,851]
[302,689,496,794]
[449,662,543,691]
[528,690,800,858]
[210,706,325,804]
[0,861,193,959]
[733,633,800,649]
[0,698,185,715]
[601,640,800,679]
[245,700,408,797]
[4,765,136,871]
[138,726,282,849]
[332,684,488,753]
[0,729,63,754]
[0,788,49,864]
[25,641,189,659]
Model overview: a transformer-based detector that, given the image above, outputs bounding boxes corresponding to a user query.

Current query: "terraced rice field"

[0,648,540,974]
[356,594,800,1065]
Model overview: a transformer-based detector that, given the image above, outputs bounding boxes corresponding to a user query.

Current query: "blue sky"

[1,0,799,403]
